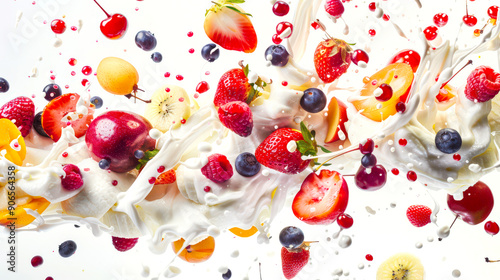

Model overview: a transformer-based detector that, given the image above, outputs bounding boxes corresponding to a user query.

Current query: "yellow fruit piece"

[96,57,139,95]
[229,226,259,238]
[0,197,50,228]
[0,119,26,166]
[145,85,191,132]
[376,253,424,280]
[172,236,215,263]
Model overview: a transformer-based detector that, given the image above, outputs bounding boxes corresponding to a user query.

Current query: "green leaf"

[313,162,331,166]
[318,145,332,153]
[226,0,245,3]
[136,149,160,170]
[296,140,316,157]
[243,64,250,76]
[300,122,313,145]
[225,5,252,16]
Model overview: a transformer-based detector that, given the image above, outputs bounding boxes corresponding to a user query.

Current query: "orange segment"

[172,236,215,263]
[0,197,50,228]
[229,226,258,237]
[0,119,26,166]
[351,63,413,122]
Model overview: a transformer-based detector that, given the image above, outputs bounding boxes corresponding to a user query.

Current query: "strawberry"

[201,153,233,183]
[0,96,35,137]
[314,38,352,83]
[281,246,310,279]
[255,126,311,175]
[218,101,253,137]
[325,0,344,19]
[464,65,500,102]
[155,169,176,185]
[406,205,432,227]
[204,0,257,53]
[213,64,265,107]
[41,93,95,142]
[112,236,139,252]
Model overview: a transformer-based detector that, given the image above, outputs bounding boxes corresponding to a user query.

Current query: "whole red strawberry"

[255,128,310,174]
[214,68,251,107]
[0,96,35,137]
[281,246,310,279]
[218,101,253,137]
[464,65,500,102]
[112,236,139,252]
[325,0,344,19]
[314,38,352,83]
[406,205,432,227]
[201,153,233,183]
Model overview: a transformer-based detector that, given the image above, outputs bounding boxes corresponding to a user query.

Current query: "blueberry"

[235,152,261,177]
[264,44,290,67]
[222,269,232,280]
[361,153,377,168]
[279,226,304,249]
[435,128,462,154]
[134,150,144,159]
[0,78,9,93]
[300,88,327,113]
[58,240,77,258]
[43,84,62,101]
[135,31,157,51]
[33,112,50,138]
[151,52,163,63]
[99,159,110,170]
[90,96,103,109]
[201,43,220,62]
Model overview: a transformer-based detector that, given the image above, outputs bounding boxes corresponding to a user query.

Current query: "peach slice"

[0,119,26,166]
[229,226,258,238]
[351,63,413,122]
[0,196,50,228]
[172,236,215,263]
[325,97,348,143]
[436,84,455,103]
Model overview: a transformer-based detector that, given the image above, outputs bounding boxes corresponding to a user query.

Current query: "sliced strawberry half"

[204,0,258,53]
[42,93,95,142]
[292,170,349,225]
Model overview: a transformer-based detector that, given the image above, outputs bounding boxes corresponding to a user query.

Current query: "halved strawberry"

[204,0,258,53]
[42,93,94,142]
[292,170,349,225]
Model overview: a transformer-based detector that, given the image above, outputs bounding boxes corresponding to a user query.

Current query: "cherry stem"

[93,0,111,17]
[125,93,151,104]
[314,147,360,171]
[259,262,262,280]
[485,258,500,263]
[465,0,469,16]
[440,60,473,89]
[342,174,355,177]
[450,214,459,230]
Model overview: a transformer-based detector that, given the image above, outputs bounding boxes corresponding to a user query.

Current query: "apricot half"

[0,119,26,166]
[351,63,413,122]
[172,236,215,263]
[0,196,50,228]
[96,57,139,95]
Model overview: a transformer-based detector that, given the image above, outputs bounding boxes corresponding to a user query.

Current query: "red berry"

[433,13,448,27]
[359,138,375,154]
[82,66,92,75]
[485,221,499,235]
[273,1,290,17]
[337,213,353,229]
[398,138,407,146]
[201,154,233,183]
[60,164,84,191]
[214,68,251,107]
[51,19,66,34]
[351,49,369,66]
[488,6,499,19]
[112,236,138,252]
[325,0,345,19]
[368,29,376,36]
[389,49,421,73]
[391,168,399,175]
[281,247,310,279]
[375,83,393,102]
[453,153,461,161]
[0,96,35,137]
[463,15,477,27]
[395,102,406,113]
[276,22,293,39]
[272,34,283,44]
[382,14,390,21]
[406,205,432,227]
[366,254,374,261]
[368,2,376,11]
[407,170,417,181]
[31,256,43,267]
[218,101,253,137]
[354,165,387,191]
[68,58,77,66]
[196,81,210,94]
[423,26,438,41]
[464,66,500,102]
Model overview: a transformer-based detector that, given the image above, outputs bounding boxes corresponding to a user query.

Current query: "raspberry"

[218,101,253,137]
[464,66,500,102]
[112,236,139,252]
[60,164,84,191]
[201,154,233,183]
[325,0,345,19]
[406,205,432,227]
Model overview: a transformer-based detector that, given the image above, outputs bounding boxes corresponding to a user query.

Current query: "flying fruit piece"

[0,197,50,228]
[388,49,421,72]
[144,85,191,132]
[376,253,424,280]
[0,119,26,166]
[172,236,215,263]
[96,57,139,95]
[93,0,128,39]
[447,181,494,225]
[325,97,348,143]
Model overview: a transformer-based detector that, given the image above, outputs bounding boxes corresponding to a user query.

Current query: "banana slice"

[376,253,424,280]
[145,85,191,132]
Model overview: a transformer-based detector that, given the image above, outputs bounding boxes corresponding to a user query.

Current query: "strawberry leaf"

[300,122,314,145]
[318,145,332,153]
[225,5,252,16]
[226,0,245,3]
[243,64,250,77]
[296,140,316,157]
[136,149,159,170]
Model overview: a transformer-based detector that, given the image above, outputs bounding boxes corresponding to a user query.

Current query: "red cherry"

[375,83,393,102]
[196,81,210,94]
[272,34,283,44]
[365,254,374,261]
[407,171,417,181]
[51,19,66,34]
[453,153,461,161]
[423,26,438,41]
[388,49,421,72]
[351,49,369,66]
[354,165,387,191]
[337,213,354,229]
[359,138,375,154]
[276,22,293,38]
[368,29,376,36]
[463,15,477,27]
[391,168,399,175]
[31,256,43,267]
[488,6,499,19]
[395,101,406,113]
[382,14,390,21]
[100,14,128,39]
[82,66,92,75]
[485,221,499,235]
[433,13,449,27]
[447,181,494,225]
[272,1,290,17]
[368,2,376,11]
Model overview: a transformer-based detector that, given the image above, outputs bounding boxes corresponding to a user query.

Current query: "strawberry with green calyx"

[296,122,332,167]
[204,0,258,53]
[314,38,353,83]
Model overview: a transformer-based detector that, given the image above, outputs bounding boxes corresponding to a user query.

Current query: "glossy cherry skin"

[388,49,421,73]
[447,181,494,225]
[85,111,156,173]
[100,14,128,39]
[354,165,387,191]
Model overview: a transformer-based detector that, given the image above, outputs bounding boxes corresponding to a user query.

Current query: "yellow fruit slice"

[145,85,191,132]
[376,253,424,280]
[0,197,50,228]
[172,236,215,263]
[229,226,259,237]
[96,57,139,95]
[0,119,26,166]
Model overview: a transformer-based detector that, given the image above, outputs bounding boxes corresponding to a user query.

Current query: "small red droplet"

[82,66,92,75]
[368,29,376,36]
[272,34,283,44]
[407,171,417,181]
[181,119,186,124]
[311,21,320,30]
[391,168,399,175]
[31,256,43,267]
[179,97,185,102]
[398,138,407,146]
[62,152,68,158]
[365,254,374,261]
[112,180,118,186]
[382,14,390,21]
[148,177,156,184]
[81,79,89,86]
[157,166,166,173]
[188,48,195,54]
[282,81,288,86]
[396,102,406,113]
[71,71,76,76]
[70,26,77,31]
[204,186,211,192]
[68,58,77,66]
[165,87,170,92]
[176,75,184,81]
[368,2,376,11]
[164,72,170,78]
[84,168,90,172]
[187,31,194,37]
[196,81,210,93]
[50,75,56,80]
[453,154,461,161]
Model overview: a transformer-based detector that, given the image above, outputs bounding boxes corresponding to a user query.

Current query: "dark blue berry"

[90,96,103,109]
[99,159,110,170]
[235,152,261,177]
[435,128,462,154]
[222,269,232,280]
[134,150,144,159]
[135,31,157,51]
[279,226,304,249]
[201,43,220,62]
[264,44,290,67]
[43,84,62,101]
[151,52,163,63]
[59,240,77,258]
[0,78,9,93]
[361,153,377,168]
[300,88,327,113]
[33,112,50,138]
